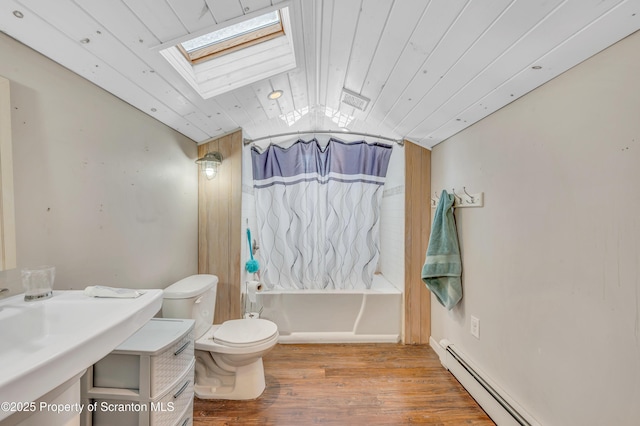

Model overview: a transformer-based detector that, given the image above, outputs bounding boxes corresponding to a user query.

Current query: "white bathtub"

[256,274,402,343]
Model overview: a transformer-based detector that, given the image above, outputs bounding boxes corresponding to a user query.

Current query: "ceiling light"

[531,65,542,70]
[268,90,283,100]
[80,38,91,44]
[13,10,24,18]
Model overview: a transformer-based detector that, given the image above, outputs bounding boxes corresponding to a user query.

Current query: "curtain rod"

[243,130,404,146]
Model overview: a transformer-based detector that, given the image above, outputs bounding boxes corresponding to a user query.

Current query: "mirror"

[0,75,16,271]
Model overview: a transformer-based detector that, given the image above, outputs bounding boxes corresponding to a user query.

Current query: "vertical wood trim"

[198,130,243,324]
[418,146,431,342]
[404,141,431,344]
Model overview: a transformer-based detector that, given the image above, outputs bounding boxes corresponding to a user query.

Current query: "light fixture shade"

[195,151,223,180]
[267,89,283,100]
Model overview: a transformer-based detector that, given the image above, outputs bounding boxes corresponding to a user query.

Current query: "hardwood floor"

[193,343,495,425]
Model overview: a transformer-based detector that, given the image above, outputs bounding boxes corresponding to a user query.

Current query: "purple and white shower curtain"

[252,138,392,290]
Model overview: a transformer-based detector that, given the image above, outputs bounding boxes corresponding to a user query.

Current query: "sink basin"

[0,290,162,421]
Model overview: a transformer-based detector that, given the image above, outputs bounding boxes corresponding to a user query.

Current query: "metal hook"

[452,188,462,204]
[431,192,439,207]
[463,186,475,203]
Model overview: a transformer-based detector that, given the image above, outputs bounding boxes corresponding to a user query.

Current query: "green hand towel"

[422,190,462,310]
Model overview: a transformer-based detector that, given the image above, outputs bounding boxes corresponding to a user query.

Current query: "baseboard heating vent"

[437,339,540,426]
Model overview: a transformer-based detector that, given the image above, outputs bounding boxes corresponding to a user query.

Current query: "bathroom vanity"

[0,290,163,425]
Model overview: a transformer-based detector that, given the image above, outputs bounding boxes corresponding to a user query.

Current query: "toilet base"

[194,356,267,400]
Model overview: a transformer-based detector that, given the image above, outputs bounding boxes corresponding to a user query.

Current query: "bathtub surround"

[259,274,402,343]
[378,141,405,289]
[431,30,640,425]
[0,32,197,293]
[252,139,392,290]
[243,137,408,342]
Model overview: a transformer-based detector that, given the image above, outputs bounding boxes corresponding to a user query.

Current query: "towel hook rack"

[463,187,475,203]
[431,187,483,208]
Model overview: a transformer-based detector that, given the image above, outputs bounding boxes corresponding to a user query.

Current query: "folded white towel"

[84,285,144,298]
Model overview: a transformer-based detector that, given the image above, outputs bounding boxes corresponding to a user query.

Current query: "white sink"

[0,290,163,421]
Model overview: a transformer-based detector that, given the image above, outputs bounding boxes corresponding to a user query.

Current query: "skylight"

[159,7,296,99]
[179,11,283,63]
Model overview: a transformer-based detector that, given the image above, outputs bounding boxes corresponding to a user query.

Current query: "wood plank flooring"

[193,343,495,425]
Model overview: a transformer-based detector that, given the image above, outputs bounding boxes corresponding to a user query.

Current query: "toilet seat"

[214,319,278,348]
[195,319,279,355]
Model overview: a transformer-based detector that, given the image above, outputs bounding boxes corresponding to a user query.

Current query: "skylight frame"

[178,11,285,64]
[158,6,296,100]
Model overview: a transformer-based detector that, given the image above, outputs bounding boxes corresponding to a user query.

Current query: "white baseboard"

[429,336,447,362]
[432,338,540,426]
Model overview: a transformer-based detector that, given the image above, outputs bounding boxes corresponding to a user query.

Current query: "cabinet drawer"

[91,360,195,426]
[150,331,194,398]
[92,319,195,399]
[150,360,195,426]
[175,400,193,426]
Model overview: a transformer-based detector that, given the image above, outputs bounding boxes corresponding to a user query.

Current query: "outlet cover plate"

[470,316,480,339]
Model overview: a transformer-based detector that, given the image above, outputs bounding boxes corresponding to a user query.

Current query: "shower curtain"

[252,138,392,290]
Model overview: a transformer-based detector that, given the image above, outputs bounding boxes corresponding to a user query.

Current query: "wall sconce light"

[195,151,223,180]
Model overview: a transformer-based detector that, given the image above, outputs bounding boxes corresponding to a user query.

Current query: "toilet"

[162,274,278,400]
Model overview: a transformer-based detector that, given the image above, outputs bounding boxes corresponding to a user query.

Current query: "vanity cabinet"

[81,318,195,426]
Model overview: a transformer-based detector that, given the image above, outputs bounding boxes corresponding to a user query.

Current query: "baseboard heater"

[437,339,539,426]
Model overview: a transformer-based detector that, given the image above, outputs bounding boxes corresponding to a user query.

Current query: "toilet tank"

[162,275,218,339]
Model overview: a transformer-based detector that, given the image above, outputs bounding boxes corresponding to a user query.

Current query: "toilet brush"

[245,228,260,273]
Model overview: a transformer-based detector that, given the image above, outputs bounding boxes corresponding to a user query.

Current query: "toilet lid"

[213,319,278,347]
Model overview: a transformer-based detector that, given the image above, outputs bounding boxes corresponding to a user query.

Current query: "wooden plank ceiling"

[1,0,639,148]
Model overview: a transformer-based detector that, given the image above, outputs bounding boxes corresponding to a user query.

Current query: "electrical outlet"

[470,316,480,339]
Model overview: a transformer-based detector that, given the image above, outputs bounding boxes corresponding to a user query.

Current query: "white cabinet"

[81,319,195,426]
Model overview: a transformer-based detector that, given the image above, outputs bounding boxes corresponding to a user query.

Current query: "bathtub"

[256,274,402,343]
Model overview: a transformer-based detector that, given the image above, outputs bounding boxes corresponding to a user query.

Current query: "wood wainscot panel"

[404,140,431,344]
[198,130,243,323]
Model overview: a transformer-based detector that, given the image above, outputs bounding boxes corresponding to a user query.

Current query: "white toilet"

[162,274,278,400]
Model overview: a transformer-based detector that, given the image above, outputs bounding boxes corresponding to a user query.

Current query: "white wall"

[430,30,640,425]
[0,33,198,294]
